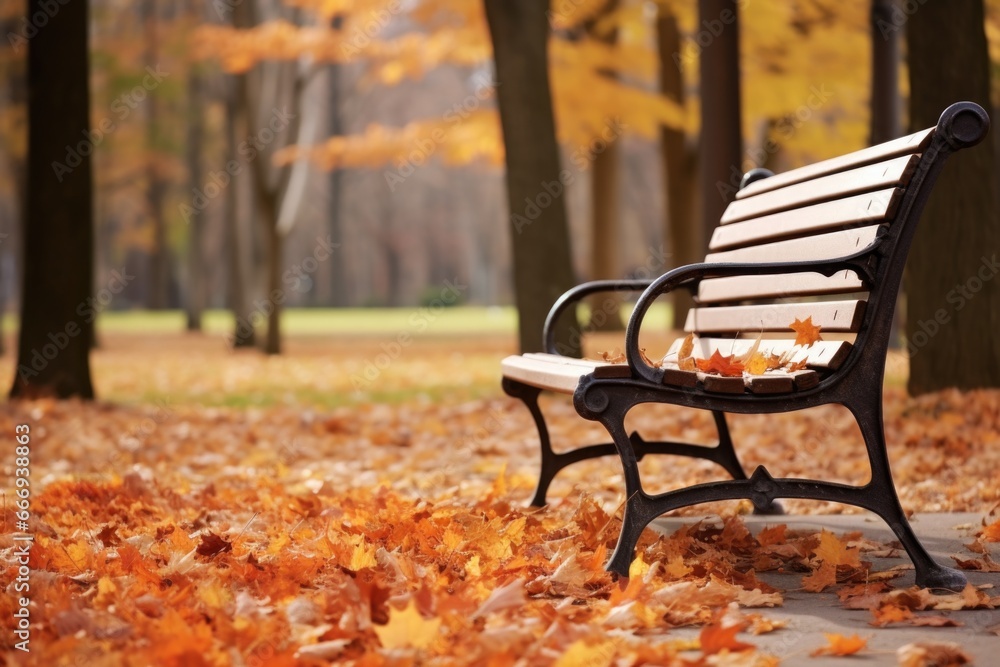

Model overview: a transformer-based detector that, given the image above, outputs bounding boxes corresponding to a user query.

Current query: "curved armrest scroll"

[543,279,654,355]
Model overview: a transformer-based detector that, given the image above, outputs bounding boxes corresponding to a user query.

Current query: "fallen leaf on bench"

[677,333,697,371]
[789,316,823,347]
[810,633,868,657]
[696,350,745,377]
[786,358,808,372]
[600,349,626,364]
[639,348,663,369]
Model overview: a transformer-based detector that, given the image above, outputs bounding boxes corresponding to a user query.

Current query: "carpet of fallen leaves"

[1,334,999,666]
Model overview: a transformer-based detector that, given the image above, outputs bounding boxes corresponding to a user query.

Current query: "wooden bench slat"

[709,188,902,251]
[662,337,852,371]
[683,300,867,334]
[721,155,919,224]
[705,225,881,265]
[501,355,586,393]
[698,270,863,303]
[522,353,631,379]
[736,128,933,200]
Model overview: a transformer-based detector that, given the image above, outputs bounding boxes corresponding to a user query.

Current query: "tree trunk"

[225,83,256,348]
[906,0,1000,393]
[143,0,169,309]
[871,0,901,144]
[871,0,904,348]
[586,0,623,332]
[261,191,282,355]
[185,66,205,331]
[484,0,580,356]
[658,10,700,330]
[327,62,347,307]
[10,0,95,399]
[698,0,743,249]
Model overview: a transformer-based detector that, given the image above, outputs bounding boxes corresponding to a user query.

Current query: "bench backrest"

[684,102,989,375]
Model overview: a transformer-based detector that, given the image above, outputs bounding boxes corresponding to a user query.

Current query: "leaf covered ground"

[1,333,999,665]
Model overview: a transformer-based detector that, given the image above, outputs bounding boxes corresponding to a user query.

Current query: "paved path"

[652,512,999,665]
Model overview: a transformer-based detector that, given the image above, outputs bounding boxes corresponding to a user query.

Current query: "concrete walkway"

[652,513,999,665]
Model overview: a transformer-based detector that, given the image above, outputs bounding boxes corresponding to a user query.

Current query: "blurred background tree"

[2,0,1000,396]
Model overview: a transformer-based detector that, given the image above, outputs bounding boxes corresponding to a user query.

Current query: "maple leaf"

[871,602,913,626]
[196,532,232,557]
[745,352,769,375]
[373,599,442,650]
[696,350,745,377]
[786,358,808,372]
[675,333,697,371]
[789,316,823,347]
[897,642,972,667]
[802,561,837,592]
[699,620,755,654]
[813,530,861,569]
[981,518,1000,542]
[600,349,626,364]
[639,347,662,369]
[810,633,868,657]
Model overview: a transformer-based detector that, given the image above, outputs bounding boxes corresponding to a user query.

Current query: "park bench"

[501,101,990,590]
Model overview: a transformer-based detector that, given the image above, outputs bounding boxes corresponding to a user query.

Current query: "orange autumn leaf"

[695,350,745,377]
[699,621,755,654]
[871,603,914,627]
[810,633,868,657]
[756,524,788,547]
[813,530,861,569]
[981,518,1000,542]
[802,561,838,592]
[787,358,808,372]
[789,316,823,347]
[373,599,442,650]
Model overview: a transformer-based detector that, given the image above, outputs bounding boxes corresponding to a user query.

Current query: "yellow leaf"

[629,551,650,580]
[350,540,377,570]
[665,554,693,579]
[554,638,616,667]
[746,352,769,375]
[373,599,441,650]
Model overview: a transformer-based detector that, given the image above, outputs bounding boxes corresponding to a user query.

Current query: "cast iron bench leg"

[848,396,968,591]
[503,378,779,510]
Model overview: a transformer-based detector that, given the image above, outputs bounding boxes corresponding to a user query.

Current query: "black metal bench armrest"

[542,279,656,355]
[623,251,879,385]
